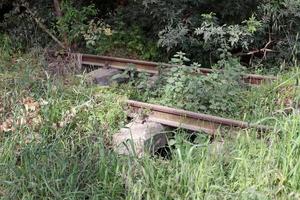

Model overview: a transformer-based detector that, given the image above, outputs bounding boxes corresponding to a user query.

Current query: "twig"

[235,29,276,60]
[262,29,273,59]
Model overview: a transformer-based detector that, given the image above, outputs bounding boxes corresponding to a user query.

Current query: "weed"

[1,47,300,199]
[240,69,300,123]
[0,50,128,199]
[127,52,247,117]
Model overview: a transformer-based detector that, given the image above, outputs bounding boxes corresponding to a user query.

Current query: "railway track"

[70,52,273,133]
[79,53,277,85]
[57,52,273,133]
[126,100,270,134]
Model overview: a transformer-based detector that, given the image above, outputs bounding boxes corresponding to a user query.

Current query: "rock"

[113,121,167,157]
[86,68,126,86]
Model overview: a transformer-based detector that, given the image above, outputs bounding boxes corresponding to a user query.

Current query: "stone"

[113,121,167,157]
[86,67,125,86]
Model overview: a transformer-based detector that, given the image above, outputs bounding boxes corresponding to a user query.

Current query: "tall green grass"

[240,69,300,123]
[1,50,300,199]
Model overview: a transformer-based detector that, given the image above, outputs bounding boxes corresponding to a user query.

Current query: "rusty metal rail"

[79,53,276,85]
[126,100,270,134]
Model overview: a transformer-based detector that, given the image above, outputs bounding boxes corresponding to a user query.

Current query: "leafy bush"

[129,52,247,117]
[116,0,299,70]
[0,1,100,50]
[84,23,161,60]
[55,1,98,47]
[194,13,261,61]
[120,0,259,57]
[254,0,300,66]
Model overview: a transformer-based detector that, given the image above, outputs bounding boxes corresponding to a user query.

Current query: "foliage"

[140,0,259,26]
[55,1,98,46]
[194,13,260,61]
[158,23,189,52]
[82,19,113,47]
[121,0,299,69]
[254,0,300,65]
[1,0,299,69]
[127,0,260,58]
[129,52,247,117]
[84,23,161,60]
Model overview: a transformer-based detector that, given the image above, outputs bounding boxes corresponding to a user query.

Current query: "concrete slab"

[113,121,167,157]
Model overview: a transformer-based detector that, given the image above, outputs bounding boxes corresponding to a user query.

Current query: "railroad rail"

[79,53,277,85]
[126,100,270,134]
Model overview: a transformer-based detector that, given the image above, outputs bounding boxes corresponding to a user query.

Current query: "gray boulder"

[86,68,126,86]
[113,121,167,157]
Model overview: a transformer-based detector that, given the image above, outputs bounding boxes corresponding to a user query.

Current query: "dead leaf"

[0,186,7,196]
[0,118,15,132]
[22,97,40,112]
[31,115,42,126]
[56,107,77,128]
[18,117,27,126]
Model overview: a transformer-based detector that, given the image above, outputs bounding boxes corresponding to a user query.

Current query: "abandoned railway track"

[78,53,277,85]
[126,100,270,134]
[68,52,274,133]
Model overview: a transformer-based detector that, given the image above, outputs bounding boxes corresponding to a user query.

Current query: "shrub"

[84,22,161,60]
[55,1,98,47]
[129,52,247,117]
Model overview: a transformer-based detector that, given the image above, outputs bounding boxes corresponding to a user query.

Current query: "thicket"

[1,0,299,68]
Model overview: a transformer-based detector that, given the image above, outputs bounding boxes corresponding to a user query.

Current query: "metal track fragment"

[126,100,270,134]
[79,53,276,85]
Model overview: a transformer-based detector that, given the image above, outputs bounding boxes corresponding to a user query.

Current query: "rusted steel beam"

[126,100,270,134]
[81,54,160,74]
[81,54,276,84]
[243,74,276,85]
[79,53,276,85]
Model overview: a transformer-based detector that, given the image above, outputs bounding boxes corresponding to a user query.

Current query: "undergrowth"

[125,52,300,124]
[126,52,246,117]
[84,23,161,60]
[1,49,300,199]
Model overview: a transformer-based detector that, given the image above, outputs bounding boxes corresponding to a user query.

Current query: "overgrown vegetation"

[1,49,300,199]
[125,52,300,122]
[1,0,299,67]
[126,52,247,117]
[1,0,300,199]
